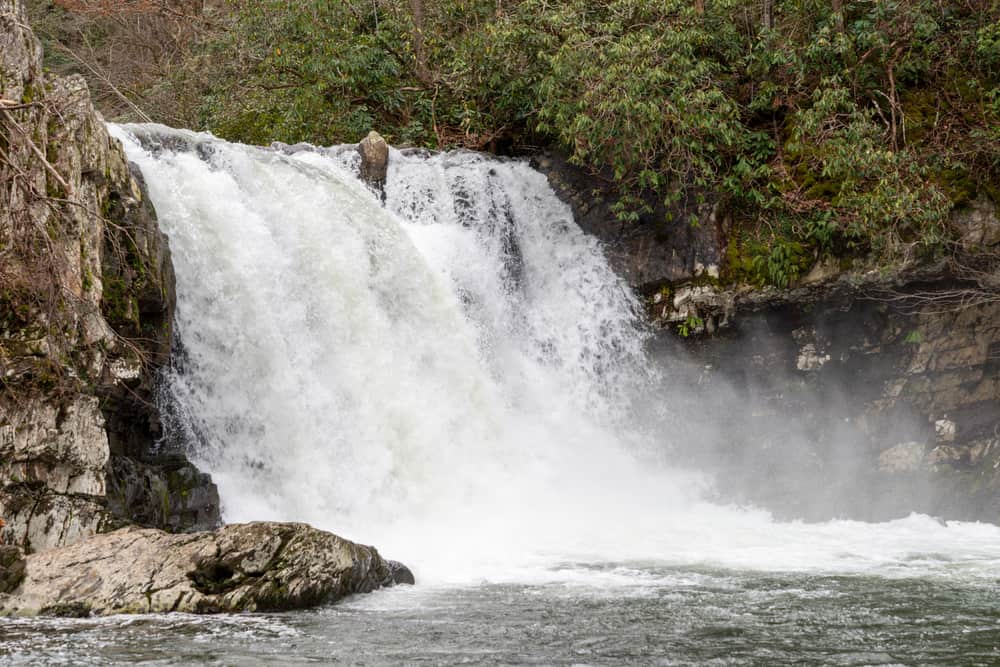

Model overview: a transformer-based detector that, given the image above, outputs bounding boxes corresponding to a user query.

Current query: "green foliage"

[783,78,952,258]
[202,1,417,146]
[529,0,747,209]
[752,239,810,289]
[33,0,1000,285]
[677,314,704,338]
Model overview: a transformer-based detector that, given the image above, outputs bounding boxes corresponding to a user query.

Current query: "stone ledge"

[0,522,413,616]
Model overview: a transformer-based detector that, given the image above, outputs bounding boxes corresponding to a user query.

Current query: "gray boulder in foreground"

[0,522,413,616]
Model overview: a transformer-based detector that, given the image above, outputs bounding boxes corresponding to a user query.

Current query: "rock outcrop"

[532,150,729,292]
[533,116,1000,523]
[1,0,220,552]
[659,281,1000,522]
[0,522,414,616]
[358,130,389,199]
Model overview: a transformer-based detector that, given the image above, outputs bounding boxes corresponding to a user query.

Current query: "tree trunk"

[409,0,432,86]
[833,0,845,33]
[761,0,773,30]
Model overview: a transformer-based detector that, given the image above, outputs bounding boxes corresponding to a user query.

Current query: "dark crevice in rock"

[38,602,91,618]
[188,559,239,595]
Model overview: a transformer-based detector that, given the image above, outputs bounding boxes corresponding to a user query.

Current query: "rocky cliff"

[532,151,729,292]
[654,289,1000,522]
[1,0,218,554]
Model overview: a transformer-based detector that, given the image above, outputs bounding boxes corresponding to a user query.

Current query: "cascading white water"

[111,124,1000,586]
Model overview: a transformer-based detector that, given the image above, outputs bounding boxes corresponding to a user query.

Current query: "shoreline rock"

[0,522,413,616]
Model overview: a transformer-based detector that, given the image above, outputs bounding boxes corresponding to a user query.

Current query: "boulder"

[0,522,413,616]
[358,130,389,199]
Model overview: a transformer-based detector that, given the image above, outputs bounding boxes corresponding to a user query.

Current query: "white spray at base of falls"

[112,124,1000,586]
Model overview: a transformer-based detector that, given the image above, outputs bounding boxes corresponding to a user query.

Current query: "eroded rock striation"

[0,522,414,616]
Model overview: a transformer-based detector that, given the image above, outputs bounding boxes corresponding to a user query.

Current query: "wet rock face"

[1,0,218,550]
[0,522,412,616]
[0,545,26,594]
[531,151,728,292]
[0,397,114,553]
[106,455,220,533]
[661,291,1000,522]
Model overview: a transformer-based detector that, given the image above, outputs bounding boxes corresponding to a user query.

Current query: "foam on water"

[110,124,1000,588]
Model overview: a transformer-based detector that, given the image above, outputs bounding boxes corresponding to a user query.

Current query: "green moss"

[165,470,197,508]
[723,234,766,286]
[126,236,146,278]
[20,82,38,105]
[100,195,114,219]
[100,275,137,327]
[900,89,938,146]
[938,167,977,206]
[980,180,1000,205]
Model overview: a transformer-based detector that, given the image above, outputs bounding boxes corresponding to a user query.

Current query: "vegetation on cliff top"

[29,0,1000,285]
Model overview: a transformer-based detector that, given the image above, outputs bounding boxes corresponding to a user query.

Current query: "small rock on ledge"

[358,130,389,200]
[0,522,413,616]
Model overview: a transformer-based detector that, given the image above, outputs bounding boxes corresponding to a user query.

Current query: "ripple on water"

[3,565,998,666]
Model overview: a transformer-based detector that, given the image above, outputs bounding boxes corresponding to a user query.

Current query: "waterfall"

[112,125,1000,585]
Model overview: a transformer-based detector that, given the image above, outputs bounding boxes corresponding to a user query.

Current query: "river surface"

[4,561,999,665]
[12,125,991,666]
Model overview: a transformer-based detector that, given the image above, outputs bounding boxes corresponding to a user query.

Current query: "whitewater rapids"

[111,124,1000,588]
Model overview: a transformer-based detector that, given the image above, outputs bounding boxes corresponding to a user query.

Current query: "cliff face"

[0,0,218,553]
[537,134,1000,524]
[655,290,1000,522]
